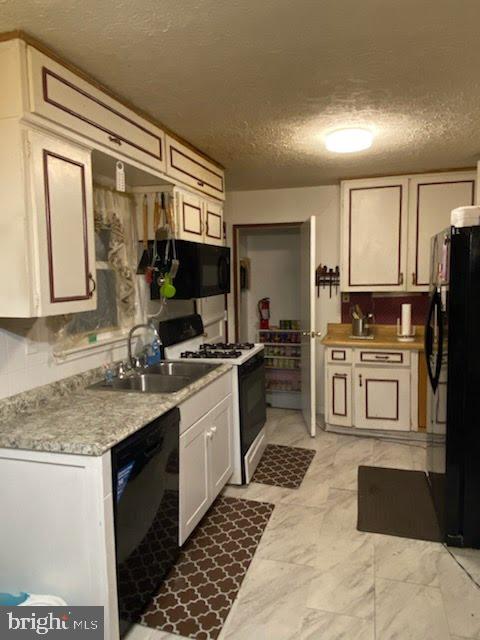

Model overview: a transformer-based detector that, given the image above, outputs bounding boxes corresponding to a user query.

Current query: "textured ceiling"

[1,0,480,190]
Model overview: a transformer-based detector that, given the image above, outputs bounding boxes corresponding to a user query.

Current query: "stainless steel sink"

[89,361,219,394]
[90,373,192,393]
[144,361,218,380]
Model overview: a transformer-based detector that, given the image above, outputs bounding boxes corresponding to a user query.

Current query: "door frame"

[232,222,301,342]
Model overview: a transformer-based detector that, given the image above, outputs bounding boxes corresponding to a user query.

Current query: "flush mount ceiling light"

[325,128,374,153]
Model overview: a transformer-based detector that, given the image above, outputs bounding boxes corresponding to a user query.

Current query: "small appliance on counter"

[350,305,374,339]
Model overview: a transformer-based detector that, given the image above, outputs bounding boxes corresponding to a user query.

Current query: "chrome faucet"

[128,322,163,370]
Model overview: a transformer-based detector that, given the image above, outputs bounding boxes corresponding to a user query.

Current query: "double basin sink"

[89,361,219,394]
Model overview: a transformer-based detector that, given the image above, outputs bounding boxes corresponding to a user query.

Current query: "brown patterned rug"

[252,444,316,489]
[140,495,274,640]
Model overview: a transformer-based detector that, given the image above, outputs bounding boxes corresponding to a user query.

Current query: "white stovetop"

[165,340,264,366]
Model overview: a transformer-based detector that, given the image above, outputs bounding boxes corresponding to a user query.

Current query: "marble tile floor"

[127,408,480,640]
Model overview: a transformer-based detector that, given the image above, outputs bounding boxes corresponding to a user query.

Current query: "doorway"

[233,222,309,416]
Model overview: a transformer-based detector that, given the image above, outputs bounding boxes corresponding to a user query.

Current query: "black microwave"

[151,240,230,300]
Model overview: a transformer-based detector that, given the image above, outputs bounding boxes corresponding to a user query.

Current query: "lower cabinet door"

[326,365,352,427]
[354,366,410,430]
[179,413,210,544]
[208,395,233,495]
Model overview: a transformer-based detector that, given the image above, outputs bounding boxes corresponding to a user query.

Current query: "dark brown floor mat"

[140,495,274,639]
[252,444,316,489]
[357,466,442,542]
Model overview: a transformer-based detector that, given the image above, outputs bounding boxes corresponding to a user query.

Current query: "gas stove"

[180,342,258,360]
[201,342,255,351]
[181,349,243,359]
[158,314,267,485]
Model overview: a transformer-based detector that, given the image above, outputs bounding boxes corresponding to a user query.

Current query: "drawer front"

[179,370,232,433]
[166,135,225,201]
[355,350,410,366]
[326,347,352,364]
[27,47,166,172]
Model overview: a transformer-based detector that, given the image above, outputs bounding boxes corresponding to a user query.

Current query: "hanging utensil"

[137,194,151,274]
[146,194,162,284]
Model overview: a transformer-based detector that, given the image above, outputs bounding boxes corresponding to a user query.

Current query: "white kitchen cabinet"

[326,365,352,427]
[27,46,166,173]
[179,409,210,543]
[174,188,224,245]
[341,177,409,291]
[0,121,96,316]
[166,135,225,201]
[0,448,119,639]
[179,389,233,544]
[208,396,233,494]
[136,186,225,246]
[354,365,410,431]
[324,347,418,432]
[407,172,475,290]
[204,199,224,246]
[175,188,204,242]
[341,171,476,292]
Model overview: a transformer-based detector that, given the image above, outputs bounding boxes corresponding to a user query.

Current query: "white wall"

[224,184,341,414]
[239,227,301,343]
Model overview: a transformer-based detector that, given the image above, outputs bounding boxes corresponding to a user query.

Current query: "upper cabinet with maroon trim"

[341,177,409,292]
[204,200,224,246]
[341,171,476,292]
[166,135,225,201]
[27,47,166,173]
[134,186,225,247]
[2,37,225,202]
[0,120,96,317]
[406,171,475,291]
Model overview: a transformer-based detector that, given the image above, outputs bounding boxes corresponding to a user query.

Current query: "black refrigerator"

[426,224,480,548]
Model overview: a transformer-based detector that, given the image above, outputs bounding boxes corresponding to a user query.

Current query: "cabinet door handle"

[108,135,122,145]
[88,273,96,298]
[211,426,217,435]
[197,180,204,187]
[374,355,389,360]
[412,272,417,286]
[399,272,404,285]
[334,373,347,379]
[359,374,363,387]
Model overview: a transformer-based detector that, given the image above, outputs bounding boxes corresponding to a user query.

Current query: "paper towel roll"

[401,304,411,336]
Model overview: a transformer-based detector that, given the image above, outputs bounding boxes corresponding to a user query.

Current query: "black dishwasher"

[111,407,180,636]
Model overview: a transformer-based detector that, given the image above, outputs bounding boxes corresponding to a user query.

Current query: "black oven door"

[238,353,266,480]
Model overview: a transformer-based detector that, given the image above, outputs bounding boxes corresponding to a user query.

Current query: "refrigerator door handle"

[425,289,440,391]
[434,291,444,388]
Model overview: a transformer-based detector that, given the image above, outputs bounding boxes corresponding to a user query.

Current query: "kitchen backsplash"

[341,293,429,326]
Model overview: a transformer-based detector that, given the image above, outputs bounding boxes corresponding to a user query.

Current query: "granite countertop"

[321,323,425,351]
[0,364,232,456]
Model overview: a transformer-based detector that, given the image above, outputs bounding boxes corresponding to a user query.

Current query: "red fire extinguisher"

[258,297,270,329]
